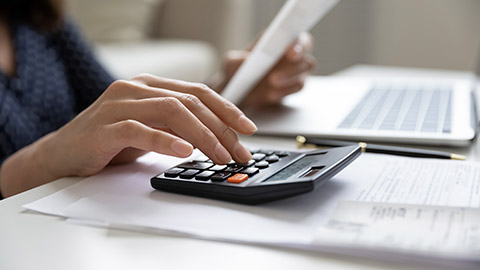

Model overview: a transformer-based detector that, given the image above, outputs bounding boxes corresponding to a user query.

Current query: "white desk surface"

[1,66,478,270]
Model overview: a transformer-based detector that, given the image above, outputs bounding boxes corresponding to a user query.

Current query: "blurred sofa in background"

[66,0,222,82]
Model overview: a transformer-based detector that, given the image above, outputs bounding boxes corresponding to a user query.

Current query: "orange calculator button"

[227,173,249,184]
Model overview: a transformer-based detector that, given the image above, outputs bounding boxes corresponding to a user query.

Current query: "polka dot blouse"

[0,20,115,197]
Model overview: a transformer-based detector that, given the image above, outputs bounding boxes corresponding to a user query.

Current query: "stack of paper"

[24,151,480,269]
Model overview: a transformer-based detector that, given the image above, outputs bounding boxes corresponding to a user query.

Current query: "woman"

[0,0,315,198]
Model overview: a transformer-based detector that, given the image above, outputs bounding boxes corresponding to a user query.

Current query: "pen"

[296,136,466,160]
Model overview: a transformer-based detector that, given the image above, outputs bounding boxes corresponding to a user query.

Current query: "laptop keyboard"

[338,85,452,133]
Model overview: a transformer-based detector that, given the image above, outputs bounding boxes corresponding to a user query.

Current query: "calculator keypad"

[152,145,362,205]
[159,149,290,184]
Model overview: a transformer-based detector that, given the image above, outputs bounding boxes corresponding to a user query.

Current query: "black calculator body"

[151,145,361,205]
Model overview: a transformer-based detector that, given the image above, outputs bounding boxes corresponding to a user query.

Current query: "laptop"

[245,53,480,147]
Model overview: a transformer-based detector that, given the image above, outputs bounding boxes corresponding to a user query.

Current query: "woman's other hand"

[221,32,316,108]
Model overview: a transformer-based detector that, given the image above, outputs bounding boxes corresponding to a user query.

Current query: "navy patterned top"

[0,20,115,199]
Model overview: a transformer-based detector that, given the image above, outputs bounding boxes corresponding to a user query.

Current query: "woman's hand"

[0,75,257,196]
[218,32,316,108]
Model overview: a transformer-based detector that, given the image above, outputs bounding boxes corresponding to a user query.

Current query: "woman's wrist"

[0,132,62,197]
[33,131,66,181]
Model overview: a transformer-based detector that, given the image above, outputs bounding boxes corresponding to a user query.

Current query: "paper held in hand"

[221,0,340,105]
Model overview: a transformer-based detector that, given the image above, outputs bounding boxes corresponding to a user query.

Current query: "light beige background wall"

[366,0,480,72]
[248,0,480,75]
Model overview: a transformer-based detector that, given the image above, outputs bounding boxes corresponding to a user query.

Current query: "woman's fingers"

[269,55,316,89]
[119,95,251,163]
[152,125,251,164]
[263,54,315,103]
[103,97,247,164]
[105,120,194,158]
[102,78,254,163]
[173,93,252,162]
[286,32,314,62]
[238,32,316,108]
[131,74,257,136]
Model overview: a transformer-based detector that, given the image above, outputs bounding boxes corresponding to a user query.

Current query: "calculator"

[151,145,361,204]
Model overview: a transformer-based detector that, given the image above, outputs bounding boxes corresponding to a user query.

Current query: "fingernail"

[294,43,303,54]
[171,140,193,156]
[235,142,252,162]
[239,115,257,133]
[291,44,303,60]
[215,143,231,164]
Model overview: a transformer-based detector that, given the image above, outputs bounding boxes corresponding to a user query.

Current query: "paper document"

[357,157,480,207]
[222,0,339,104]
[23,152,480,268]
[316,201,480,261]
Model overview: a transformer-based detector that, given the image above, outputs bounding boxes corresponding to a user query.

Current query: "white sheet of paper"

[315,201,480,264]
[23,152,480,266]
[221,0,339,104]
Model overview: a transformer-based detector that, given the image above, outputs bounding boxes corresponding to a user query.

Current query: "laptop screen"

[474,49,480,124]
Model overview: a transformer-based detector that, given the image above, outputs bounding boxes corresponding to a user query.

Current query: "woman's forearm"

[0,132,60,198]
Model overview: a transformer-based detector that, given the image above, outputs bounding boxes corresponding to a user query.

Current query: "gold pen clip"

[296,135,318,149]
[358,142,367,153]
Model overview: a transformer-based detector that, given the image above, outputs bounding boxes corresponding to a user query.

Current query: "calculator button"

[236,160,255,167]
[192,155,210,162]
[179,169,200,179]
[195,171,215,181]
[227,173,249,184]
[265,155,280,163]
[224,165,243,173]
[274,151,289,157]
[255,161,269,169]
[211,172,231,182]
[210,165,227,171]
[248,148,260,154]
[259,149,275,156]
[178,162,213,170]
[164,168,185,178]
[239,167,259,176]
[252,153,266,161]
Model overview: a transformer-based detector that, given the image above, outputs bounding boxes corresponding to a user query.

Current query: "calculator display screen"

[264,154,324,182]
